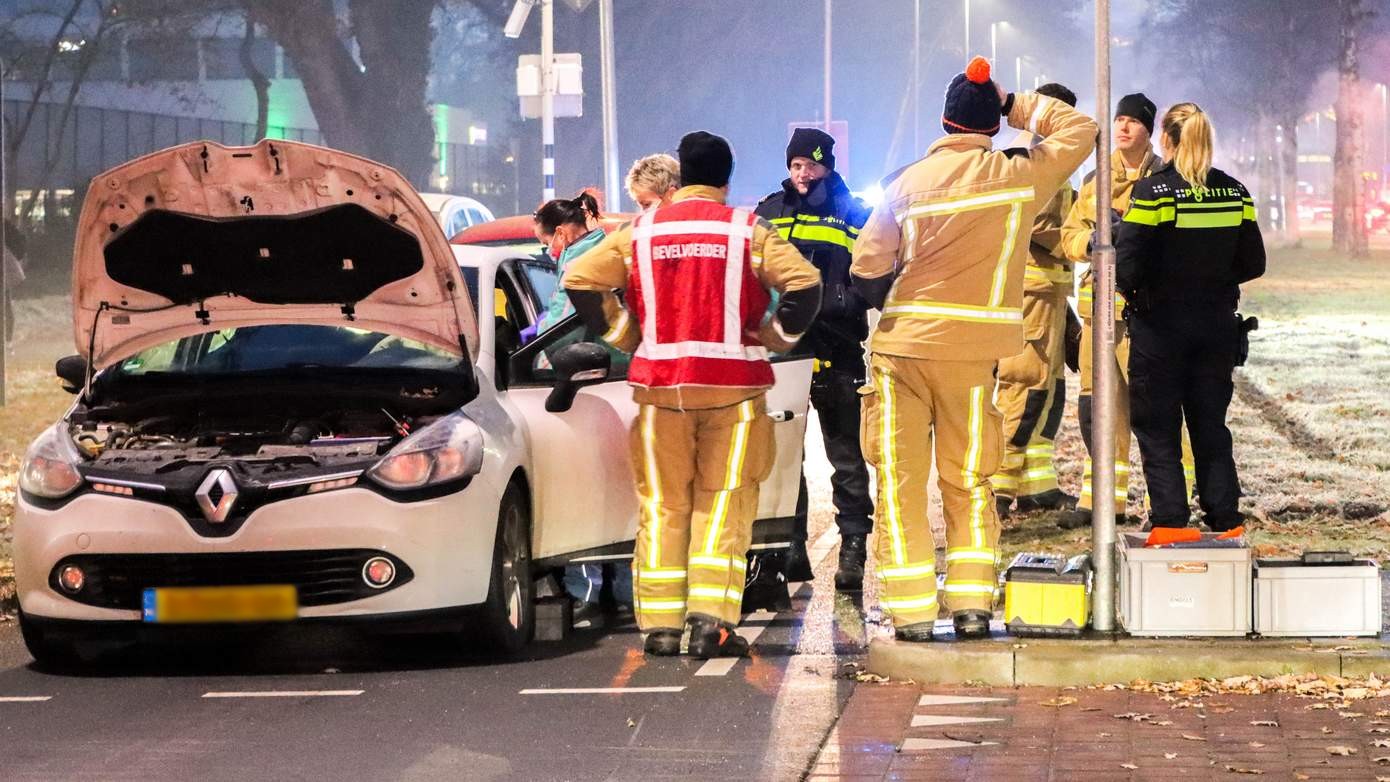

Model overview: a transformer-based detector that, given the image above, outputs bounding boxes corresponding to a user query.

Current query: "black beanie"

[942,56,1003,136]
[678,131,734,188]
[1116,93,1157,135]
[786,127,835,170]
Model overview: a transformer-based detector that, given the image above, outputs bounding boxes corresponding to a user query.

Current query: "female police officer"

[1115,103,1265,532]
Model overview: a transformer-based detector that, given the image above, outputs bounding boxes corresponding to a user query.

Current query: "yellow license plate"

[142,585,298,624]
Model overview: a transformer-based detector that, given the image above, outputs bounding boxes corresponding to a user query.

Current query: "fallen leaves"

[1248,741,1265,749]
[1182,733,1208,742]
[1110,673,1390,703]
[1164,752,1178,759]
[1040,696,1077,708]
[1224,765,1265,775]
[1120,763,1139,770]
[1374,739,1390,748]
[1250,720,1280,727]
[1326,745,1358,756]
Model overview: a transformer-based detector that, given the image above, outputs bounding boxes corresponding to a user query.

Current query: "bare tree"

[238,16,270,141]
[1332,0,1374,258]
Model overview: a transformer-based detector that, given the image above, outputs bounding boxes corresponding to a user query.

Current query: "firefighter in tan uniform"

[565,131,822,658]
[1056,93,1196,530]
[992,82,1081,520]
[851,58,1096,641]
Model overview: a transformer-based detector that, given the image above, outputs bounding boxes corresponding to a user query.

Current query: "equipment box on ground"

[1003,553,1091,637]
[1118,532,1252,637]
[1254,553,1382,637]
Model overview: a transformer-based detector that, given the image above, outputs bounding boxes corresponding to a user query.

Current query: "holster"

[1236,313,1259,367]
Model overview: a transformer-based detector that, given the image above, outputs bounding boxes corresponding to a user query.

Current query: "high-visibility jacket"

[564,185,822,410]
[1025,185,1076,296]
[1058,149,1160,320]
[850,92,1097,361]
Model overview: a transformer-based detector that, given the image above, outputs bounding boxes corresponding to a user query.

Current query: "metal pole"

[1091,0,1117,633]
[0,62,8,406]
[963,0,970,55]
[1015,56,1022,93]
[823,0,832,129]
[1381,84,1388,179]
[597,0,620,210]
[991,22,997,64]
[540,0,555,201]
[913,0,920,155]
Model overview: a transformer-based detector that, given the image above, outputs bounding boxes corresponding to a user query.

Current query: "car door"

[501,278,813,560]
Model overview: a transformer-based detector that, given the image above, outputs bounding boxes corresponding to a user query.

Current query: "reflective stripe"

[1024,266,1073,285]
[879,562,937,580]
[962,386,988,549]
[1123,204,1175,225]
[1130,197,1175,208]
[876,367,907,565]
[881,592,939,611]
[640,405,663,569]
[1021,467,1056,481]
[689,555,747,572]
[943,582,997,595]
[631,219,755,241]
[789,223,855,250]
[895,186,1036,222]
[1175,210,1244,229]
[987,202,1024,306]
[602,308,630,345]
[635,598,687,612]
[635,340,769,362]
[702,399,755,555]
[945,548,997,564]
[637,568,688,581]
[688,585,743,602]
[881,301,1023,324]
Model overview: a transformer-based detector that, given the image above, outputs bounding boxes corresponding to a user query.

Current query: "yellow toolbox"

[1003,553,1091,637]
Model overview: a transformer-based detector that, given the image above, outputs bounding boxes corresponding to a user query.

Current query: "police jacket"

[755,171,871,362]
[1115,162,1266,315]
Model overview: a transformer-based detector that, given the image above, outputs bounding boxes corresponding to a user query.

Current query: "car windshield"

[112,325,465,376]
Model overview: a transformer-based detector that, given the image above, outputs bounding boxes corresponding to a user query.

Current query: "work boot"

[686,616,750,659]
[895,621,935,643]
[1016,489,1077,513]
[952,610,992,640]
[784,540,814,583]
[642,629,681,656]
[1056,508,1125,530]
[834,534,867,592]
[995,496,1013,521]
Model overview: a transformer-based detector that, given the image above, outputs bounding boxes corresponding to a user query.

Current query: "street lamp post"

[1091,0,1118,633]
[539,0,555,201]
[991,21,998,64]
[0,59,8,406]
[824,0,832,128]
[963,0,970,55]
[1015,55,1023,93]
[913,0,920,154]
[597,0,620,210]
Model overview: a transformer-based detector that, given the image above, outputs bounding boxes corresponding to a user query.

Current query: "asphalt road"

[0,513,879,781]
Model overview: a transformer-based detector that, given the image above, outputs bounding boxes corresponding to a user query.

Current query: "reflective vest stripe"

[882,301,1023,324]
[895,186,1035,223]
[701,399,756,556]
[631,219,755,241]
[1025,266,1073,285]
[987,202,1025,306]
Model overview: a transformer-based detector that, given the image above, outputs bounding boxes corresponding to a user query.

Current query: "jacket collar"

[673,185,727,204]
[779,170,851,216]
[927,133,994,156]
[1111,148,1160,181]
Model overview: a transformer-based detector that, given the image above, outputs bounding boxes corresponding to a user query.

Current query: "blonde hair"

[1162,102,1214,191]
[625,154,679,201]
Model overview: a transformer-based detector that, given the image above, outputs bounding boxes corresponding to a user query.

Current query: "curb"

[868,635,1387,687]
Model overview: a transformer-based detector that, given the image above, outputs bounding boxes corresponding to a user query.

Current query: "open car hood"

[73,140,478,368]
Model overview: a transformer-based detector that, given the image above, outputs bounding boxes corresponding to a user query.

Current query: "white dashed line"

[911,714,1003,727]
[900,738,998,751]
[519,687,686,695]
[917,694,1007,707]
[202,690,364,699]
[0,696,52,702]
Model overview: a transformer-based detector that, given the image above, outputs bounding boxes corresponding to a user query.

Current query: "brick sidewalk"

[808,682,1390,780]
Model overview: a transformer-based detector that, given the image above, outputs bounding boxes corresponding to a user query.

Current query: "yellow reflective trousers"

[993,288,1068,500]
[629,397,774,631]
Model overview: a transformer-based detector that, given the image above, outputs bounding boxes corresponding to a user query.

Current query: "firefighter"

[755,128,875,591]
[992,82,1081,521]
[1056,93,1196,530]
[852,58,1095,641]
[626,153,680,212]
[565,131,822,658]
[1117,102,1265,531]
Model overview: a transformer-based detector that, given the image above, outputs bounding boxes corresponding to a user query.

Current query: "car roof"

[451,213,634,246]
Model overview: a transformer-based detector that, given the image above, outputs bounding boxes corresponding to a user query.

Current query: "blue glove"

[519,324,539,344]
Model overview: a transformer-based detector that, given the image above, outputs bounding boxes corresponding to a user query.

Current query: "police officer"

[755,128,875,591]
[1116,102,1265,531]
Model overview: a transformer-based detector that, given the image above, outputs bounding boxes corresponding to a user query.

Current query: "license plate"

[142,585,298,624]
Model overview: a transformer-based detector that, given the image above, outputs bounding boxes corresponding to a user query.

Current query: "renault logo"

[195,469,239,523]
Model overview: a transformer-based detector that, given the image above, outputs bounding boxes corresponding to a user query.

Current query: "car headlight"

[19,423,85,499]
[367,411,484,491]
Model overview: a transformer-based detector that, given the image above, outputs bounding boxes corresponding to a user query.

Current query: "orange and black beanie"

[942,56,1003,136]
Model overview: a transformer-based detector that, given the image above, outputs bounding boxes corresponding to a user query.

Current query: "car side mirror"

[55,355,87,395]
[545,342,611,413]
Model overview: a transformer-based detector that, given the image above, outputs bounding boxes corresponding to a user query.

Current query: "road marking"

[900,738,998,751]
[518,687,686,695]
[911,714,1003,727]
[917,694,1007,707]
[202,690,364,699]
[0,696,52,702]
[694,609,777,677]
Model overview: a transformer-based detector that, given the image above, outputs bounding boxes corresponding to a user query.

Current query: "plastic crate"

[1254,553,1381,637]
[1118,532,1252,637]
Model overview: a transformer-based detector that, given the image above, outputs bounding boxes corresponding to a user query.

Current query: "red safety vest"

[627,198,774,390]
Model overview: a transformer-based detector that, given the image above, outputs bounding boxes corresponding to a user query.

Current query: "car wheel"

[18,611,83,671]
[476,482,534,654]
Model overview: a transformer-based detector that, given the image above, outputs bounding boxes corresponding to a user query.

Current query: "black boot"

[995,496,1013,521]
[952,610,991,640]
[895,621,935,643]
[1016,489,1077,513]
[834,534,867,592]
[1056,507,1091,529]
[686,615,749,659]
[783,540,814,582]
[642,628,681,656]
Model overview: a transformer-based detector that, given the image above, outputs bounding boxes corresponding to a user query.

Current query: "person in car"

[564,131,822,658]
[625,153,680,212]
[525,191,606,342]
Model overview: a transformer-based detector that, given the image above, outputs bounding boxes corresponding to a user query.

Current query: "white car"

[13,140,812,666]
[416,192,495,239]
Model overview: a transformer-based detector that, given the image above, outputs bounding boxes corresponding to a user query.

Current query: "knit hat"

[942,56,1002,136]
[786,127,836,170]
[678,130,735,188]
[1116,93,1157,135]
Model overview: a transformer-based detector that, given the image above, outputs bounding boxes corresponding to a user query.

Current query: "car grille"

[51,549,413,610]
